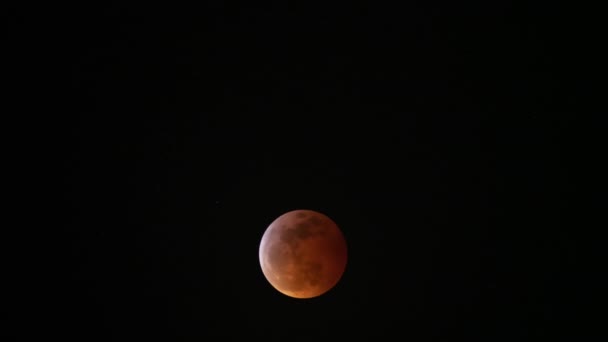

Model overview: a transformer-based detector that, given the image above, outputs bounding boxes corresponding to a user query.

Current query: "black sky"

[53,2,586,341]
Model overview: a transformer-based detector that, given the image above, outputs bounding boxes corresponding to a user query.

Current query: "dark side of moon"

[259,210,348,299]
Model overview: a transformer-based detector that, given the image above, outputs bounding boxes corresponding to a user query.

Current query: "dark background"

[50,1,587,340]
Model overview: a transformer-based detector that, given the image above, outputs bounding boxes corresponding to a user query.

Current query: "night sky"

[57,2,585,341]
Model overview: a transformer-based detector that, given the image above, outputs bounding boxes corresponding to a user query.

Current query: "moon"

[258,209,348,299]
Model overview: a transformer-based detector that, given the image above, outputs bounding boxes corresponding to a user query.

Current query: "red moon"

[259,209,347,299]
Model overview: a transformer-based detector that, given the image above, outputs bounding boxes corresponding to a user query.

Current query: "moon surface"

[259,209,347,299]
